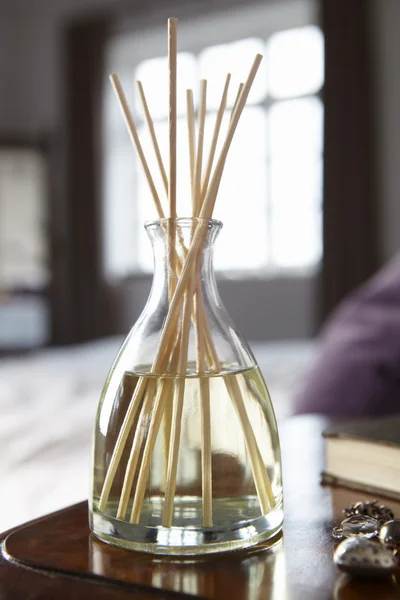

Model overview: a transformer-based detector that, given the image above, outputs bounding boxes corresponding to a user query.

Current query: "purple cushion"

[294,255,400,417]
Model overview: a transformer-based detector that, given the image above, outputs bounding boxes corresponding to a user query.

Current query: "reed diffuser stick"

[167,18,178,307]
[162,278,195,527]
[130,379,173,523]
[109,74,165,219]
[230,82,244,124]
[186,89,196,210]
[116,378,157,519]
[201,74,231,202]
[137,80,168,194]
[168,17,178,219]
[195,293,213,527]
[130,340,182,524]
[164,16,179,498]
[98,376,148,510]
[191,83,214,525]
[200,54,263,219]
[193,79,207,216]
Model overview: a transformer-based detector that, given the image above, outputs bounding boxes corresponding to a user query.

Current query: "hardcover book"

[322,416,400,500]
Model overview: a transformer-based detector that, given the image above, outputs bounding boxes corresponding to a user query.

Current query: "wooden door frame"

[320,0,379,321]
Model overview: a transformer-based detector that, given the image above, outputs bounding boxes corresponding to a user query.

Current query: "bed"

[0,337,315,531]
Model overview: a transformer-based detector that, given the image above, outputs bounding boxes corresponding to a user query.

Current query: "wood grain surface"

[2,415,400,599]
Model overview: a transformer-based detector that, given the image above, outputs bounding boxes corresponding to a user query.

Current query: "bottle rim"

[145,217,223,231]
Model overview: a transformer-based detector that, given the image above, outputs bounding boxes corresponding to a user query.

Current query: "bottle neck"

[127,217,255,375]
[198,238,220,305]
[146,218,222,309]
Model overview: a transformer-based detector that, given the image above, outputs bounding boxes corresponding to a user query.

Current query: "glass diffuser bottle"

[90,218,283,555]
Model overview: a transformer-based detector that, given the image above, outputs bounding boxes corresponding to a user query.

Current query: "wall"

[0,13,57,134]
[0,2,112,134]
[111,274,317,342]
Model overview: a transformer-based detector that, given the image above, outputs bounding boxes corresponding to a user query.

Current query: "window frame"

[102,0,322,280]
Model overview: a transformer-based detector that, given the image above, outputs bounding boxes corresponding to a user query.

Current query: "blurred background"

[0,0,398,528]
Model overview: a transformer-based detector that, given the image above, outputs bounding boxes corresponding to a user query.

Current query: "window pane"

[199,38,266,110]
[134,53,197,120]
[268,98,323,268]
[0,151,49,290]
[270,207,322,268]
[212,107,268,270]
[270,156,322,211]
[269,97,323,158]
[103,143,137,277]
[267,26,324,99]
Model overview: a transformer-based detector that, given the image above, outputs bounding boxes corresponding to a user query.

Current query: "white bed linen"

[0,336,315,532]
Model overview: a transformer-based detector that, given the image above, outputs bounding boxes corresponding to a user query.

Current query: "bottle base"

[90,496,283,556]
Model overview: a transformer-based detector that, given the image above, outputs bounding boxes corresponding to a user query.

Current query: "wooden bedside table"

[1,416,399,599]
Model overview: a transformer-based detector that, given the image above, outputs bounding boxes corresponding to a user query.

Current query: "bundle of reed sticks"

[98,18,275,528]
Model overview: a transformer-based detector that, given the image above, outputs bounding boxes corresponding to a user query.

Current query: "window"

[0,146,49,348]
[103,1,324,278]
